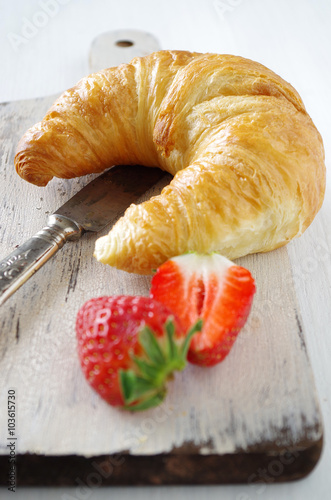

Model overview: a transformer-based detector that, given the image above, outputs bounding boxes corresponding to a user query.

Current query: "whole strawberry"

[150,253,256,367]
[76,295,202,411]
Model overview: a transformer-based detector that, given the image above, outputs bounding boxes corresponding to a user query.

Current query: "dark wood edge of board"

[0,436,323,486]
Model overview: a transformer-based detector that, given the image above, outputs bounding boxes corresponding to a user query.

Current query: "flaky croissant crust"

[15,51,325,274]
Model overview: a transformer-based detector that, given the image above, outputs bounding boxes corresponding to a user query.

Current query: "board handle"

[89,29,161,72]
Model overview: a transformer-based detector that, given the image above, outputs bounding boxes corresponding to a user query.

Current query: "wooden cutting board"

[0,31,323,486]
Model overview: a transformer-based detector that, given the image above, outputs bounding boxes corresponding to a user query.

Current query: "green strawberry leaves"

[119,318,203,411]
[139,326,166,366]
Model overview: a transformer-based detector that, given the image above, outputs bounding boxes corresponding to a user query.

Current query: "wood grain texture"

[0,94,323,484]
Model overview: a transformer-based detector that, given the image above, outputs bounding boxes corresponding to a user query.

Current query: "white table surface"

[0,0,330,499]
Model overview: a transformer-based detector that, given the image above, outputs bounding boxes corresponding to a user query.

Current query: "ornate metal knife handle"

[0,215,82,306]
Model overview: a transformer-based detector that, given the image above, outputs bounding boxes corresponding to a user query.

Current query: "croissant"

[15,51,325,274]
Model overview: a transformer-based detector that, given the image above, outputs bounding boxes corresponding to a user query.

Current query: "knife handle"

[0,215,82,306]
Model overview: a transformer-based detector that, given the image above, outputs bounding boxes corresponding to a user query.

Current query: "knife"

[0,165,166,306]
[0,29,162,307]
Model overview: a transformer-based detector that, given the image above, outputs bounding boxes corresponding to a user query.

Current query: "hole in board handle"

[115,40,134,47]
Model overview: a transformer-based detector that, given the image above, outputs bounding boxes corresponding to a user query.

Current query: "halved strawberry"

[150,253,256,367]
[76,295,202,411]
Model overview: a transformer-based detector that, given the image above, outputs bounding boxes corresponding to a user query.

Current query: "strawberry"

[76,295,202,411]
[150,253,256,367]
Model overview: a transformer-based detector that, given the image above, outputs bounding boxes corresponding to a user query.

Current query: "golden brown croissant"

[15,51,325,274]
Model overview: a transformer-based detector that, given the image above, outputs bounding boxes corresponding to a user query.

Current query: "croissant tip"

[14,159,52,187]
[94,235,110,264]
[14,130,54,186]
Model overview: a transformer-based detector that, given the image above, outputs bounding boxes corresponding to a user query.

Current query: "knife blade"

[0,165,166,306]
[55,164,166,232]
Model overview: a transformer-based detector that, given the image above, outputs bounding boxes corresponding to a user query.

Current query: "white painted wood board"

[0,91,323,484]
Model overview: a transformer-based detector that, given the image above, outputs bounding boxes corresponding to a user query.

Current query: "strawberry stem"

[119,318,203,411]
